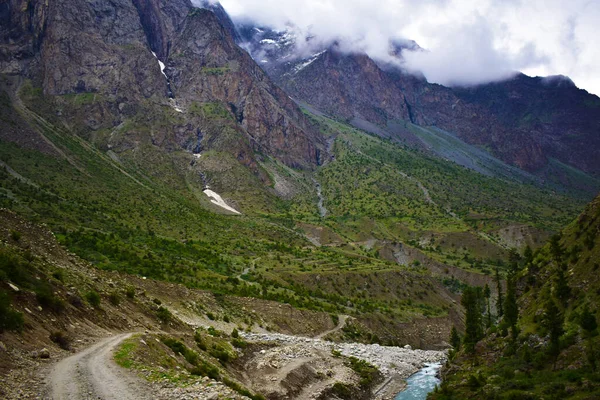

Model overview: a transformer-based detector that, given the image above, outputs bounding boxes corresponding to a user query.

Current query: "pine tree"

[554,263,571,306]
[450,326,461,350]
[542,298,564,369]
[462,286,484,353]
[483,283,492,328]
[549,233,564,263]
[504,278,518,339]
[579,304,598,336]
[523,245,533,265]
[495,266,504,318]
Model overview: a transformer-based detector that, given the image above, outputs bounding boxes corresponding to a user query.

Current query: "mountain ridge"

[238,22,600,190]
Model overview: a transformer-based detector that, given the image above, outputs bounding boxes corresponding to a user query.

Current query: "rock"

[7,282,19,292]
[39,348,50,359]
[404,344,412,350]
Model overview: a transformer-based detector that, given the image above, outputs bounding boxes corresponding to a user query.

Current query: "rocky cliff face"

[241,26,600,177]
[0,0,323,172]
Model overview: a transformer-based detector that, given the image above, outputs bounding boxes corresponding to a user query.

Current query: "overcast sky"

[218,0,600,96]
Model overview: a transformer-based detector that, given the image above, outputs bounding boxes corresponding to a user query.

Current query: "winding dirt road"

[314,314,349,339]
[47,333,149,400]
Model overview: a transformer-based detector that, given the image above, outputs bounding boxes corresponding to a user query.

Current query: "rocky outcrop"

[0,0,323,174]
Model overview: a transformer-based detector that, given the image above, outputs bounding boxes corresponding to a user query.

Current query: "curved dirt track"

[47,333,149,400]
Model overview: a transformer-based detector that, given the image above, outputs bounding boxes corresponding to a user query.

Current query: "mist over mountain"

[220,0,600,95]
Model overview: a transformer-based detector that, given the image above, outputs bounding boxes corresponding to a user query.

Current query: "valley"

[0,0,599,399]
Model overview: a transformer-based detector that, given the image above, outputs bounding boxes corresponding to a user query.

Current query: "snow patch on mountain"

[203,189,241,214]
[151,52,168,79]
[293,50,326,74]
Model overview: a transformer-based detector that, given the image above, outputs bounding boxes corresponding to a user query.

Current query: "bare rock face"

[276,48,412,126]
[169,8,321,168]
[243,26,600,177]
[0,0,323,173]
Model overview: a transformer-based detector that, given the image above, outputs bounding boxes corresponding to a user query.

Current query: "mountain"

[0,0,324,180]
[239,26,600,195]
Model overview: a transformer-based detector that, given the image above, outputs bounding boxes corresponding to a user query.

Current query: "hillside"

[429,194,600,399]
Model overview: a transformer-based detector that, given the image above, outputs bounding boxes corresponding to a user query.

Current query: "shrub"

[109,291,120,306]
[156,306,172,323]
[125,286,136,299]
[66,292,83,308]
[207,326,222,337]
[50,331,71,350]
[194,331,207,350]
[222,377,265,400]
[232,338,247,348]
[52,270,64,282]
[9,230,21,242]
[0,291,23,332]
[231,328,239,338]
[85,290,101,308]
[332,382,352,399]
[331,313,339,326]
[209,345,231,363]
[347,356,378,387]
[190,361,220,380]
[36,286,65,313]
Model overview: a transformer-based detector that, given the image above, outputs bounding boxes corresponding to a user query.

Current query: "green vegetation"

[85,290,101,308]
[114,339,138,368]
[0,291,23,332]
[430,195,600,399]
[346,356,379,387]
[0,79,592,351]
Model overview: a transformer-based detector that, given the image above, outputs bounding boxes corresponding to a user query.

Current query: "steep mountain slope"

[240,26,600,194]
[430,194,600,399]
[0,0,324,194]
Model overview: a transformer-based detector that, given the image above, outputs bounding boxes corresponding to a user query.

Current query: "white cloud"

[218,0,600,95]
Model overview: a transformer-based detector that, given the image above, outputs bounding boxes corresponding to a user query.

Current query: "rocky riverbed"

[240,331,446,399]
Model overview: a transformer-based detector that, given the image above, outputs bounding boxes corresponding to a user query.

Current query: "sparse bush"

[125,286,135,299]
[232,338,247,348]
[152,298,162,305]
[209,344,231,363]
[50,331,71,350]
[332,382,352,399]
[85,290,101,308]
[0,291,23,332]
[36,286,65,313]
[109,291,120,306]
[156,306,172,323]
[190,361,220,380]
[9,230,21,242]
